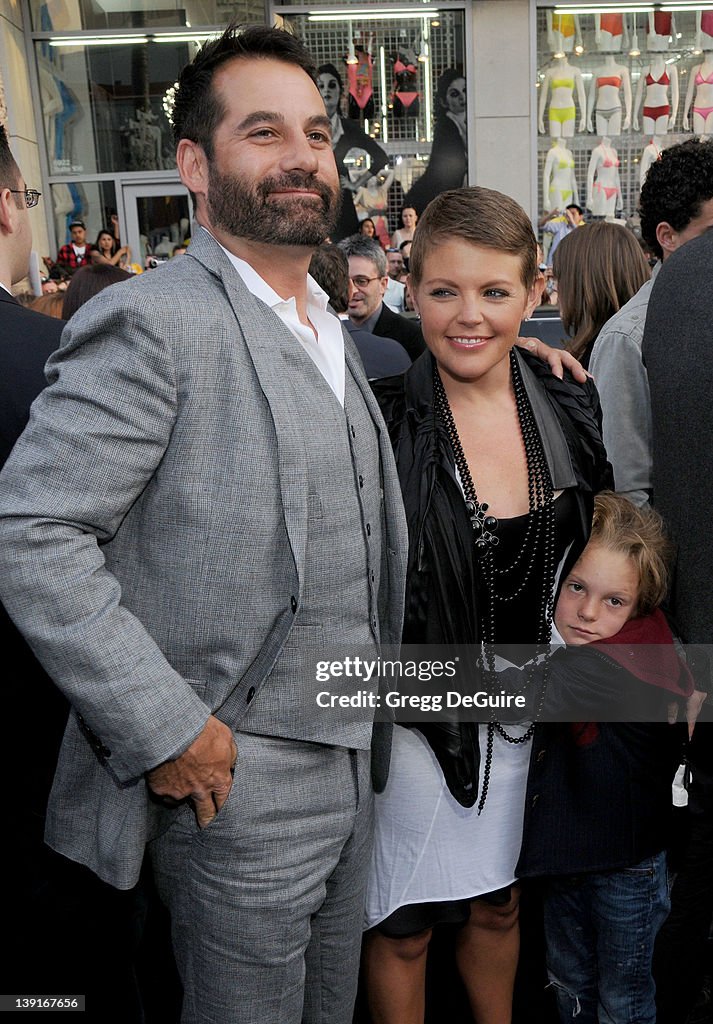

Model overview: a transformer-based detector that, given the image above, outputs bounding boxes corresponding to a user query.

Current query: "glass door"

[121,181,191,270]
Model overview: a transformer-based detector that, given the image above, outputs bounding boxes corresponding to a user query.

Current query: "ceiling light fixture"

[554,5,653,13]
[308,8,438,22]
[50,34,149,45]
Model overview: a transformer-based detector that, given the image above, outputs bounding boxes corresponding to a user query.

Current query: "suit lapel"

[185,230,406,629]
[187,231,309,584]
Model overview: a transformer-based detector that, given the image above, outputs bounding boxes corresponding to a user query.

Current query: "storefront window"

[30,1,265,33]
[49,180,117,248]
[36,38,194,175]
[536,4,709,247]
[281,7,467,241]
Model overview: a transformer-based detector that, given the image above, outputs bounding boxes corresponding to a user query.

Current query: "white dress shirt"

[208,228,346,405]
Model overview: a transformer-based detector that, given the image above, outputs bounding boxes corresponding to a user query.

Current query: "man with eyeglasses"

[56,218,94,271]
[0,120,71,990]
[0,125,61,462]
[339,234,425,362]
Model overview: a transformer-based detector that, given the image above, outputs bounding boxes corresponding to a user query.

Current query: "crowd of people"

[0,20,711,1024]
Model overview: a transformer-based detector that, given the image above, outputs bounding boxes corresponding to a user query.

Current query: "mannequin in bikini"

[347,39,375,120]
[543,137,579,213]
[634,56,679,137]
[594,12,627,53]
[539,56,586,139]
[683,53,713,137]
[588,55,632,137]
[646,10,676,53]
[587,137,622,218]
[546,11,582,54]
[391,55,420,119]
[640,136,665,187]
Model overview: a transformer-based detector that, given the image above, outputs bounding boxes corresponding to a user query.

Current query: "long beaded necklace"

[433,350,556,812]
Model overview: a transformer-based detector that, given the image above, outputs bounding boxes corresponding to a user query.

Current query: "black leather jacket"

[372,349,613,806]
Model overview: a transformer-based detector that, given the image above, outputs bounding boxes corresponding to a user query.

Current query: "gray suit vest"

[242,351,383,748]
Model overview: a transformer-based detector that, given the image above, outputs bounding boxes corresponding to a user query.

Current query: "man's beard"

[206,166,341,246]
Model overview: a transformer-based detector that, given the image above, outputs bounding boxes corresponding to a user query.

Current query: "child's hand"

[667,689,708,738]
[685,689,708,738]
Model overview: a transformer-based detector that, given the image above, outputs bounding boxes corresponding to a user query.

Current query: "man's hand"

[147,715,238,828]
[515,337,590,383]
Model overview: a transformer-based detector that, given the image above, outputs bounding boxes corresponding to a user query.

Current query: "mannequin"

[646,11,676,53]
[347,40,375,120]
[38,62,63,168]
[52,183,75,247]
[633,56,679,135]
[543,138,579,212]
[587,55,632,136]
[696,11,713,52]
[587,137,622,219]
[153,234,173,257]
[683,53,713,137]
[639,136,664,187]
[538,56,586,139]
[546,11,582,54]
[391,55,420,119]
[594,12,627,53]
[354,169,394,244]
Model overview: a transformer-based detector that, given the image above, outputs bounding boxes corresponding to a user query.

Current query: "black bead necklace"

[433,351,556,812]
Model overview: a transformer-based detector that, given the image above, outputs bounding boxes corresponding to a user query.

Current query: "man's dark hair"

[639,139,713,260]
[0,123,22,199]
[309,244,350,313]
[566,203,583,215]
[172,23,318,159]
[61,263,132,320]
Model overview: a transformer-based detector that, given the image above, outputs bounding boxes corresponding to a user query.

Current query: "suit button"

[536,750,546,763]
[366,523,371,536]
[246,686,255,704]
[359,475,364,488]
[350,425,356,438]
[290,596,297,613]
[531,794,540,808]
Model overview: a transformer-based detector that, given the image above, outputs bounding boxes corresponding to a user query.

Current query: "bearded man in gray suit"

[0,24,407,1024]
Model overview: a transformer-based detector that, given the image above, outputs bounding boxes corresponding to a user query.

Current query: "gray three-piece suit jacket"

[0,229,407,889]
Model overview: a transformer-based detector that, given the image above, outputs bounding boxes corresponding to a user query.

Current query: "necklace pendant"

[466,498,499,550]
[466,500,483,535]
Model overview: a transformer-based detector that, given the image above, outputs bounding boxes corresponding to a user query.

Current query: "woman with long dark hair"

[553,221,650,368]
[91,228,131,268]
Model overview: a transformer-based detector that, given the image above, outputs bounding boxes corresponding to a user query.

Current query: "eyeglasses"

[350,275,381,289]
[6,188,42,208]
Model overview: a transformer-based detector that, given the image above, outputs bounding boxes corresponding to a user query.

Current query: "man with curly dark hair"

[588,138,713,506]
[639,138,713,261]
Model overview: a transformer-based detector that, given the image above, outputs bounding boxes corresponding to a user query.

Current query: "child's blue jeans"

[543,851,671,1023]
